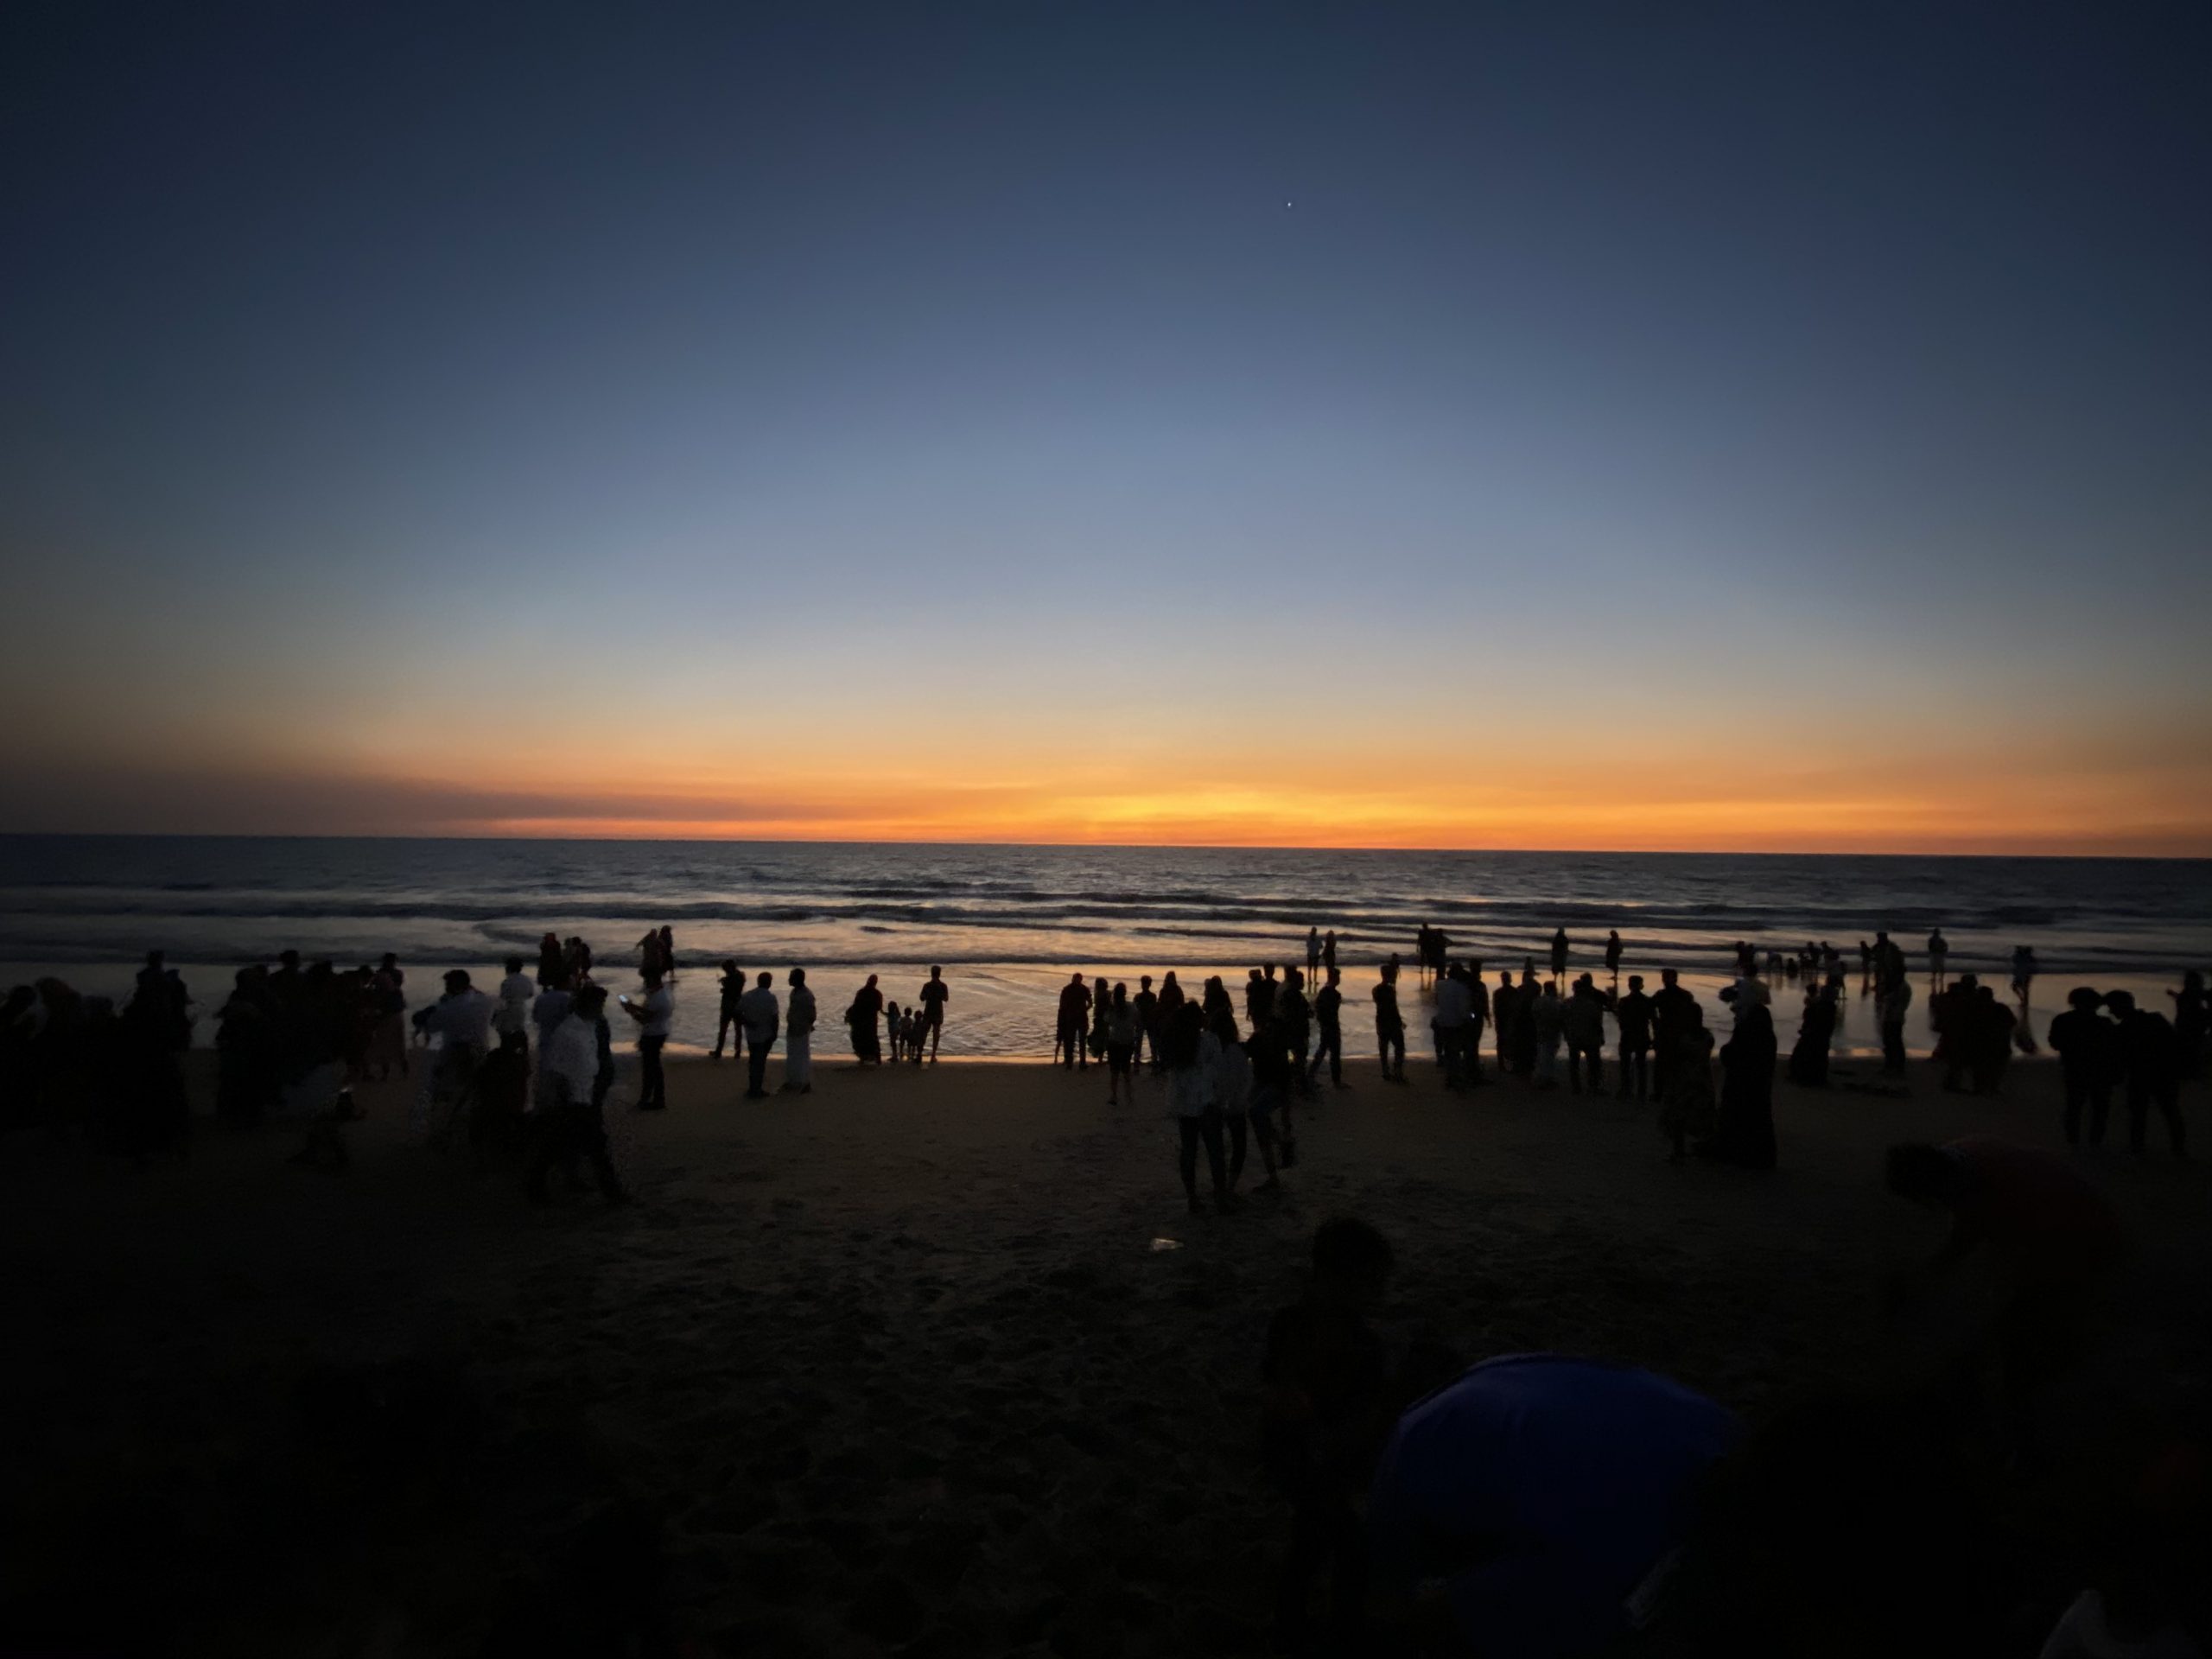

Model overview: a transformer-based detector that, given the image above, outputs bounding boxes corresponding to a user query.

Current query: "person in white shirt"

[783,969,817,1094]
[737,971,779,1099]
[412,969,495,1136]
[493,956,535,1046]
[1433,966,1474,1088]
[1161,1001,1231,1215]
[621,968,672,1110]
[526,983,625,1204]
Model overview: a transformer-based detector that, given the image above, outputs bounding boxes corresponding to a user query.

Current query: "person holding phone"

[623,967,672,1110]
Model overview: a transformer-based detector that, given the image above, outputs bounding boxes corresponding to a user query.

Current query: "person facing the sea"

[918,965,949,1060]
[1928,927,1949,986]
[1433,965,1472,1089]
[621,967,671,1110]
[847,974,883,1065]
[1056,973,1090,1070]
[1786,982,1838,1087]
[1529,979,1565,1090]
[1605,930,1623,976]
[1211,1007,1275,1192]
[1372,961,1406,1084]
[711,959,745,1059]
[1163,1000,1230,1216]
[1650,969,1699,1111]
[1322,930,1338,975]
[1103,982,1141,1104]
[1705,985,1777,1169]
[738,971,779,1100]
[2104,991,2185,1155]
[1878,973,1912,1076]
[1306,927,1322,981]
[1564,976,1605,1094]
[1549,927,1569,979]
[2048,988,2117,1147]
[1136,976,1160,1071]
[2010,944,2037,1006]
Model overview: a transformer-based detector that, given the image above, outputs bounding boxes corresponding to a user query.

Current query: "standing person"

[1212,1009,1275,1192]
[528,983,627,1205]
[1705,988,1777,1169]
[622,967,672,1111]
[2106,991,2185,1155]
[711,959,745,1059]
[1104,982,1142,1104]
[1564,976,1606,1095]
[1650,969,1697,1101]
[782,969,816,1094]
[1056,973,1091,1070]
[1305,927,1323,982]
[1613,975,1654,1101]
[1372,961,1407,1084]
[1530,980,1565,1090]
[1163,1001,1230,1216]
[2010,945,2037,1008]
[1491,970,1518,1076]
[1549,927,1570,981]
[536,931,564,988]
[1510,967,1541,1075]
[847,974,883,1065]
[1927,928,1949,988]
[1787,984,1839,1086]
[1276,969,1313,1096]
[414,969,495,1140]
[493,955,535,1047]
[1605,930,1624,976]
[1201,974,1236,1033]
[1658,1005,1717,1162]
[737,971,779,1100]
[1136,976,1162,1071]
[2048,988,2116,1147]
[1243,969,1269,1033]
[1089,976,1112,1069]
[637,927,663,980]
[366,953,410,1080]
[1969,984,2017,1095]
[1308,968,1346,1090]
[658,925,676,981]
[918,965,950,1060]
[1465,959,1491,1084]
[1878,974,1913,1076]
[885,1001,904,1063]
[2171,969,2209,1084]
[1322,930,1338,976]
[1432,964,1471,1088]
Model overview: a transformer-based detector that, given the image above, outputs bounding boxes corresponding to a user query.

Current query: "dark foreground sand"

[2,1054,2206,1656]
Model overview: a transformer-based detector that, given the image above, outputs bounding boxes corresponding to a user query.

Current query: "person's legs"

[2063,1074,2087,1146]
[1567,1043,1585,1094]
[577,1098,625,1200]
[746,1035,772,1096]
[786,1030,810,1091]
[1327,1027,1343,1085]
[2087,1084,2110,1147]
[1198,1107,1229,1200]
[639,1034,666,1109]
[2157,1081,2185,1154]
[713,1010,735,1058]
[1583,1042,1602,1093]
[1224,1109,1247,1185]
[1384,1027,1404,1080]
[1178,1116,1199,1204]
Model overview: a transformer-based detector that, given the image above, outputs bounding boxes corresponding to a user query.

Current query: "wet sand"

[1,1052,2206,1655]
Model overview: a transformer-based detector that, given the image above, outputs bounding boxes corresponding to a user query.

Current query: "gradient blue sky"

[4,3,2209,849]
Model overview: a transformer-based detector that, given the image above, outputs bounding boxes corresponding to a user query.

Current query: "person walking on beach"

[1164,1001,1230,1215]
[622,967,672,1110]
[1373,962,1407,1084]
[1308,968,1346,1089]
[1605,930,1624,977]
[737,971,779,1099]
[918,965,949,1060]
[1564,976,1605,1094]
[1549,928,1570,980]
[1613,975,1654,1100]
[783,969,816,1094]
[1057,973,1091,1070]
[711,960,745,1059]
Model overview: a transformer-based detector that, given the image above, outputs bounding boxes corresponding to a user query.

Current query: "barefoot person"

[918,965,950,1060]
[1372,961,1407,1084]
[621,967,672,1111]
[738,971,779,1100]
[1103,982,1141,1105]
[782,969,816,1095]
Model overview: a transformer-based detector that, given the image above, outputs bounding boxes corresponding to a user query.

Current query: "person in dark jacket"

[2047,988,2120,1147]
[1702,989,1777,1169]
[2107,991,2185,1155]
[1786,984,1839,1086]
[1612,975,1655,1101]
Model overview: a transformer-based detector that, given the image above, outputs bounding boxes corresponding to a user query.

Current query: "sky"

[3,2,2209,853]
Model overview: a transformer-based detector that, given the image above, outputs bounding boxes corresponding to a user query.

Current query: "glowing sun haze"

[3,5,2209,854]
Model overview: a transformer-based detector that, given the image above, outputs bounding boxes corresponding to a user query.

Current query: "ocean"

[3,836,2207,1059]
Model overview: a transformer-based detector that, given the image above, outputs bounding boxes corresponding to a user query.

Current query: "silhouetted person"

[1704,987,1776,1168]
[537,931,564,988]
[415,969,494,1139]
[2171,969,2208,1084]
[1969,983,2016,1094]
[783,969,815,1094]
[621,968,671,1110]
[1927,927,1949,986]
[1933,972,1980,1090]
[918,965,949,1059]
[1877,974,1912,1075]
[1263,1219,1395,1648]
[1549,927,1569,979]
[1306,926,1322,981]
[1086,976,1110,1068]
[1491,970,1517,1075]
[1433,965,1473,1089]
[1164,1000,1229,1214]
[530,983,626,1205]
[1276,968,1313,1096]
[1658,1004,1715,1161]
[1787,984,1838,1085]
[1211,1008,1277,1191]
[2010,944,2037,1005]
[1056,972,1090,1070]
[657,924,675,980]
[1103,982,1141,1103]
[1612,974,1653,1101]
[1604,929,1623,976]
[1530,978,1564,1090]
[1372,962,1406,1084]
[1202,973,1235,1032]
[1322,929,1338,975]
[1136,975,1161,1071]
[2048,988,2117,1147]
[1564,976,1605,1094]
[711,959,744,1058]
[214,967,276,1127]
[2106,990,2185,1155]
[847,973,883,1064]
[1464,959,1490,1083]
[738,971,779,1099]
[1309,967,1345,1088]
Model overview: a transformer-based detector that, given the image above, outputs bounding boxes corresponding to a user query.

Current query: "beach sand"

[2,1052,2206,1655]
